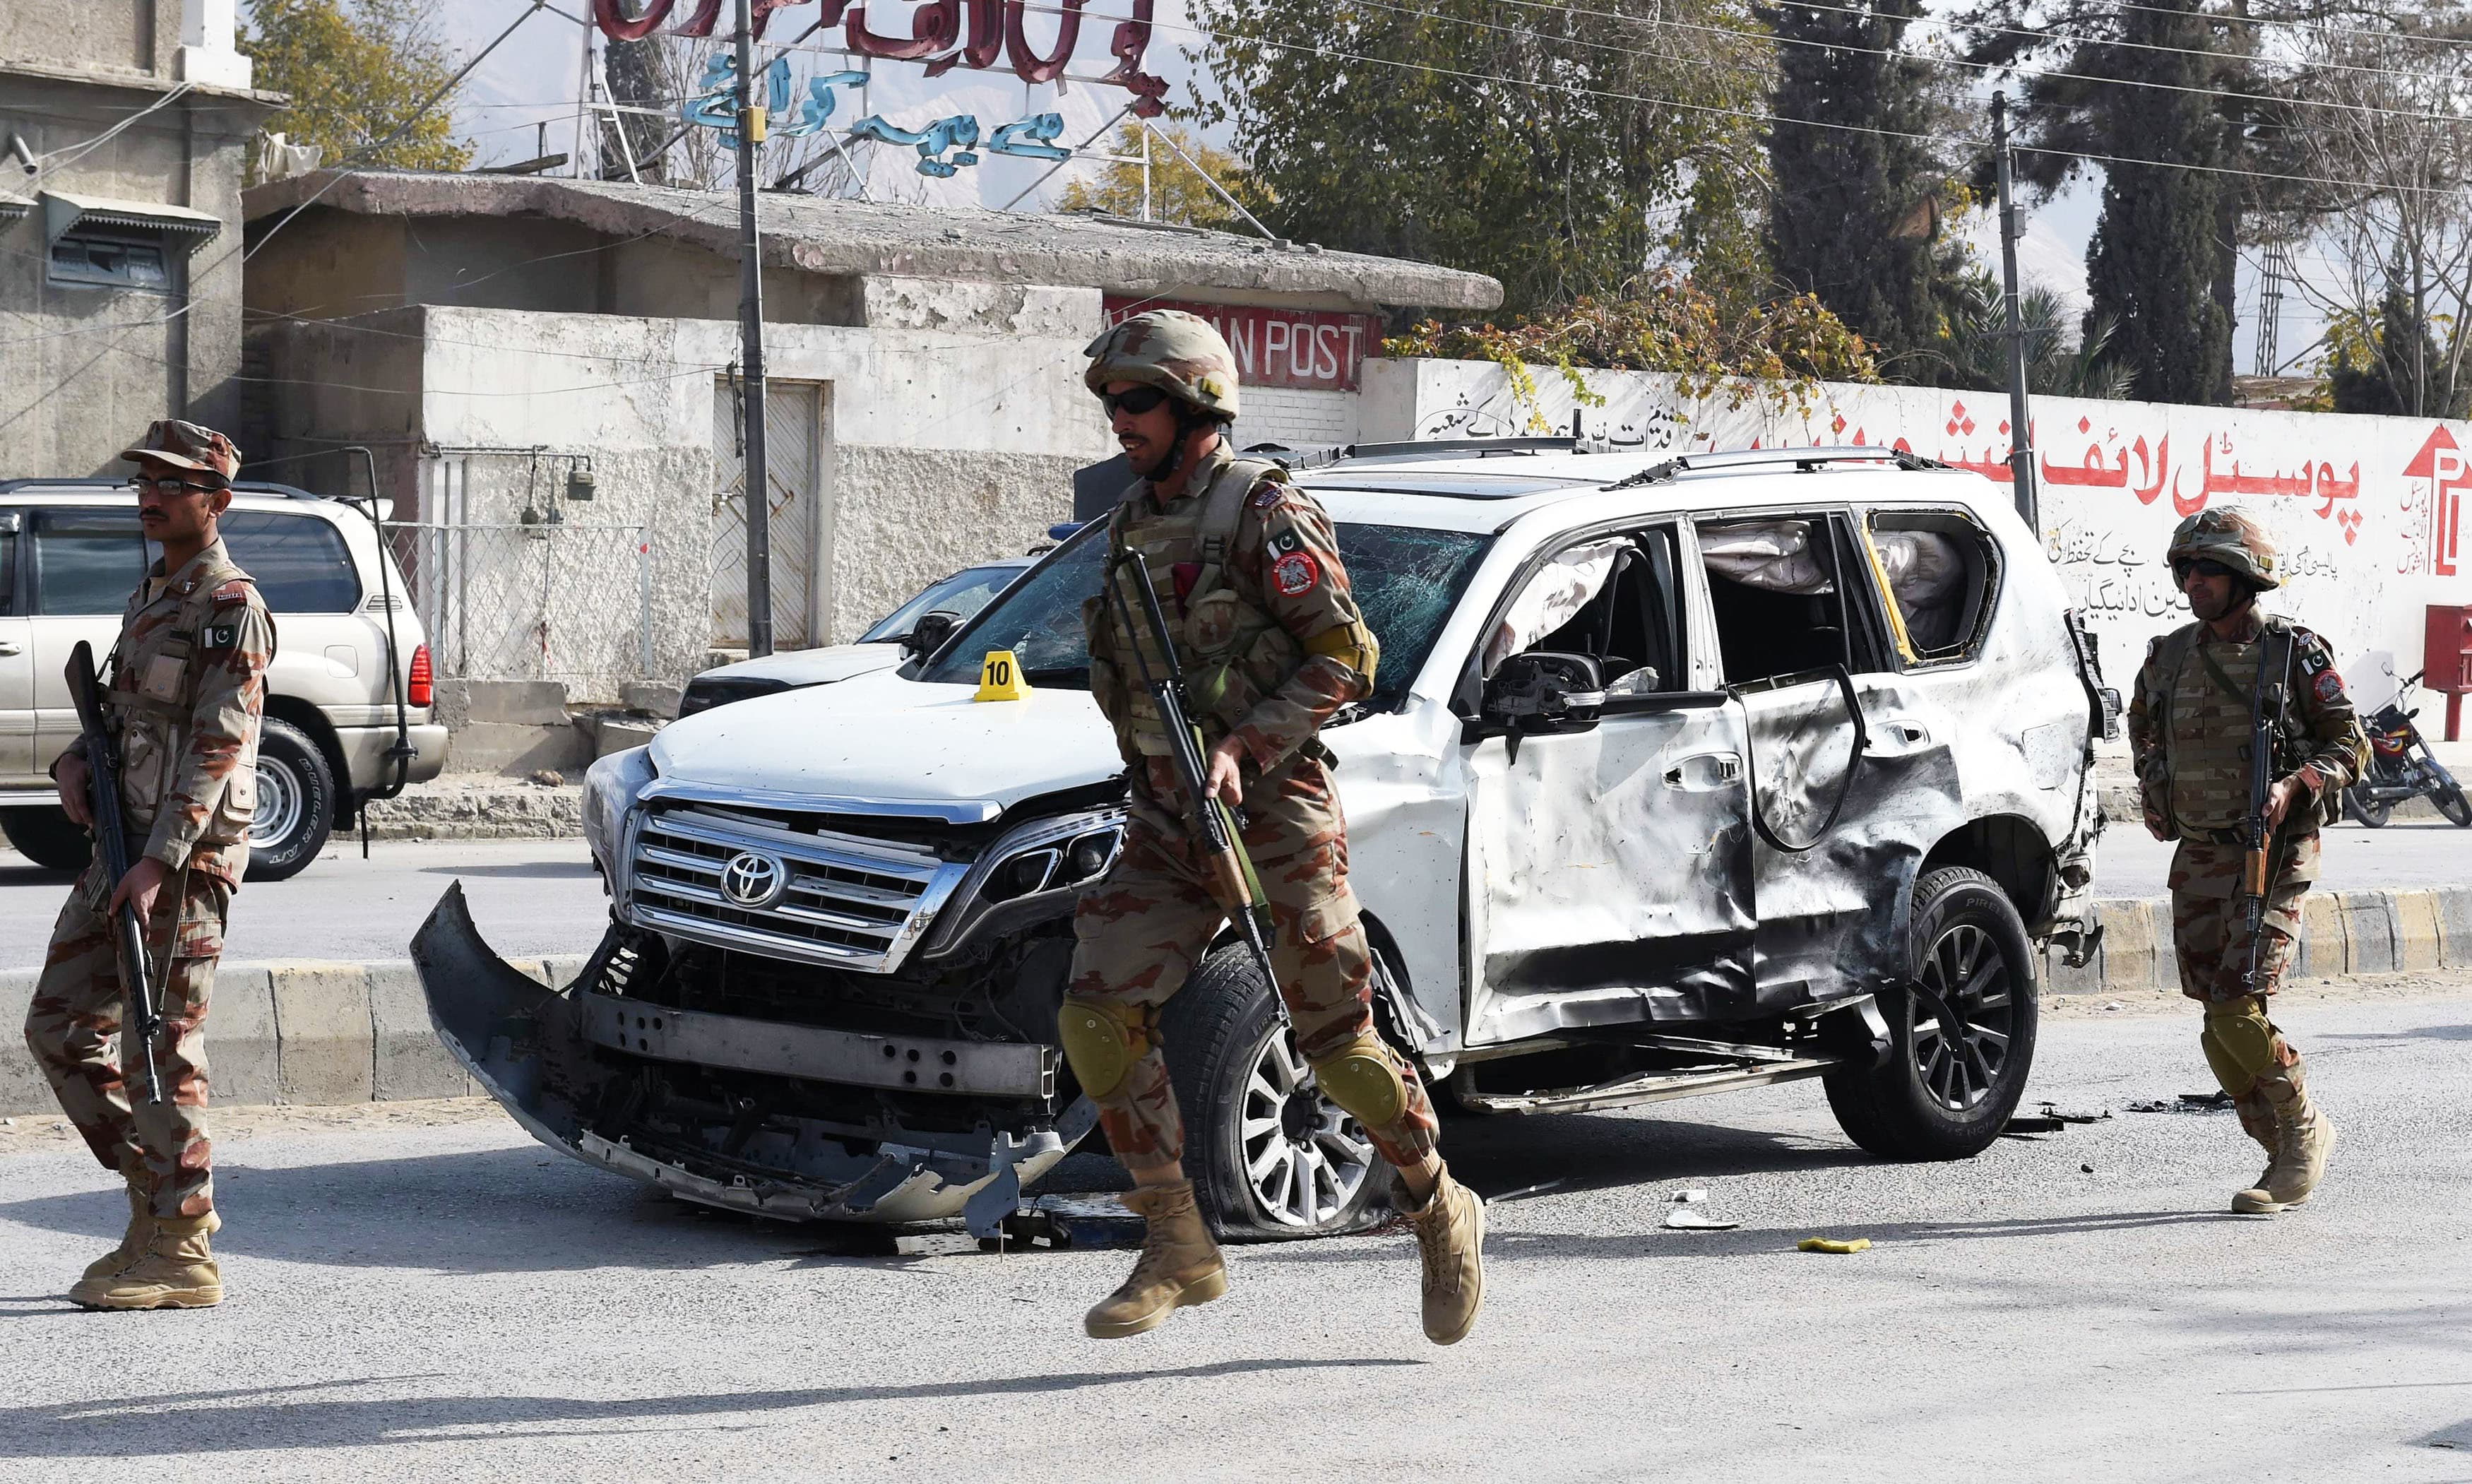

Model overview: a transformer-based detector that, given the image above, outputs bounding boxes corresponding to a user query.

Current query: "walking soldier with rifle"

[2127,509,2367,1216]
[1062,311,1485,1343]
[24,420,273,1309]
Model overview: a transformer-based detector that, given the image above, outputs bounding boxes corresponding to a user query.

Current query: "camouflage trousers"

[1065,754,1439,1171]
[2170,831,2316,1115]
[23,855,228,1219]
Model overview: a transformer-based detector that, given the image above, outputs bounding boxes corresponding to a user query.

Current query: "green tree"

[1761,0,1971,376]
[1925,270,2132,398]
[240,0,472,172]
[1192,0,1776,315]
[2324,271,2471,417]
[1055,126,1268,230]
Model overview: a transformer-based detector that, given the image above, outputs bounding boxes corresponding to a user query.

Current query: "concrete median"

[6,888,2472,1115]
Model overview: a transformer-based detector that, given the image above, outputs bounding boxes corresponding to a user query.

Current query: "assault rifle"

[64,640,165,1105]
[1103,545,1283,998]
[2240,631,2295,997]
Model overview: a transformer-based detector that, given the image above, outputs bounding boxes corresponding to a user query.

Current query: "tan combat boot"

[78,1153,155,1286]
[1396,1163,1485,1346]
[74,1214,222,1310]
[1084,1180,1226,1339]
[2230,1091,2278,1199]
[2233,1094,2336,1215]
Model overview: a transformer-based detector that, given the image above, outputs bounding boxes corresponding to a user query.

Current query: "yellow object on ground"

[974,649,1031,701]
[1797,1237,1872,1254]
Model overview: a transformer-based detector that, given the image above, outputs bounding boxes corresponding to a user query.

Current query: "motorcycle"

[2344,670,2472,828]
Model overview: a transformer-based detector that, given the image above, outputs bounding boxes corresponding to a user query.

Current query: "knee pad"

[2201,1006,2278,1093]
[1309,1031,1408,1129]
[1057,997,1151,1100]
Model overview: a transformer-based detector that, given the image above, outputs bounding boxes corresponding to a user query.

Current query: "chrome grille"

[624,803,968,972]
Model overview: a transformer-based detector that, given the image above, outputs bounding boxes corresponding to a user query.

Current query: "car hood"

[649,665,1122,814]
[699,643,905,687]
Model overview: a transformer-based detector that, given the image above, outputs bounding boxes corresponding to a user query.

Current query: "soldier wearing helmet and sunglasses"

[1062,310,1485,1345]
[2126,509,2368,1216]
[24,420,273,1310]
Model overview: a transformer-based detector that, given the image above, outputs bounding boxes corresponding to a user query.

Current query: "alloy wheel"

[1237,1025,1376,1228]
[1906,921,2015,1111]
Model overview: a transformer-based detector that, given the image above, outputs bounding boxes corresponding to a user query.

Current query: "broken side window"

[1864,511,1998,664]
[1698,515,1891,687]
[1486,527,1688,696]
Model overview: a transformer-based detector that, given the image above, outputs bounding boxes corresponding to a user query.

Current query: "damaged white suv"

[418,444,2112,1238]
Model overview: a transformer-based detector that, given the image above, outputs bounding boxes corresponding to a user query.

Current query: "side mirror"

[1482,651,1606,733]
[903,611,957,658]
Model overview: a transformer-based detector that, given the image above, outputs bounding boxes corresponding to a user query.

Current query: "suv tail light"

[408,644,433,708]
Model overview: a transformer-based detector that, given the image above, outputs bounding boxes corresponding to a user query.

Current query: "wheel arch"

[1920,814,2056,934]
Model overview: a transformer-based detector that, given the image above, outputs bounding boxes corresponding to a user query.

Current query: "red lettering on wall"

[1103,297,1384,393]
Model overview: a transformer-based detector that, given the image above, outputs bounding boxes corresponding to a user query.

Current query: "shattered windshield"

[920,520,1492,712]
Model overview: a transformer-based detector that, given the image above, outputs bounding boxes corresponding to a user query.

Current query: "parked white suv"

[420,444,2112,1237]
[0,479,448,879]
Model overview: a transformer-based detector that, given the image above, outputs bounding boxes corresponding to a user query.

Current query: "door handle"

[1664,752,1742,789]
[0,641,20,656]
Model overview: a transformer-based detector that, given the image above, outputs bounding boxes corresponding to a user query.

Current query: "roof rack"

[1247,436,1613,471]
[1600,445,1947,491]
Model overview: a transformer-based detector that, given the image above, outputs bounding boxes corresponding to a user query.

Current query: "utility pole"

[734,0,774,656]
[1992,92,2038,535]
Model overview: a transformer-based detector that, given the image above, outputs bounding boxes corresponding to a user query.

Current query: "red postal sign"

[1103,297,1383,393]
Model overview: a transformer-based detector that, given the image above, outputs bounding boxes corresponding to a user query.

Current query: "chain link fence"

[386,521,652,699]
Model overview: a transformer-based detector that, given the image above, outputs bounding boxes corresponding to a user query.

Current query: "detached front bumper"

[411,883,1092,1225]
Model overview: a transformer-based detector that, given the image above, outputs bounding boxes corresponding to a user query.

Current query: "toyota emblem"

[719,851,786,908]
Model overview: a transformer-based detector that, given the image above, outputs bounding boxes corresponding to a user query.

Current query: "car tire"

[0,806,93,872]
[244,718,334,882]
[1824,865,2040,1162]
[1161,942,1389,1242]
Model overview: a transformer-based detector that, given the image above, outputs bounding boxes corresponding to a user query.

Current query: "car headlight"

[583,744,658,882]
[980,826,1122,905]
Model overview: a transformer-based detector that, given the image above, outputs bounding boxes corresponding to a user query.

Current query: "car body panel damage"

[412,883,1094,1229]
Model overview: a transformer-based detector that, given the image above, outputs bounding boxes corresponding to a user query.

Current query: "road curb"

[6,889,2472,1116]
[0,954,587,1116]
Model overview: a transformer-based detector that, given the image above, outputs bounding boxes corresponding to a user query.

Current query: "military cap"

[2168,508,2278,590]
[1083,309,1242,420]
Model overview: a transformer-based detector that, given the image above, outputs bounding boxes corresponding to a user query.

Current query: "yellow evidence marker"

[974,649,1032,702]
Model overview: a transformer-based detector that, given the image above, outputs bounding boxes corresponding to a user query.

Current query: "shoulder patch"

[201,622,242,651]
[209,578,254,605]
[2314,670,2345,704]
[1250,484,1286,511]
[1270,550,1321,598]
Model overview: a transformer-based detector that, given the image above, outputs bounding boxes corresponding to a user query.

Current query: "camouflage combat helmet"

[1083,310,1241,420]
[2167,508,2280,590]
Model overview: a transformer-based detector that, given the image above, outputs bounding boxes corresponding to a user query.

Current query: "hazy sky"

[421,1,2307,369]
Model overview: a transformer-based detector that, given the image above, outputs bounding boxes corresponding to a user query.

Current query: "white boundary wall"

[1360,358,2472,715]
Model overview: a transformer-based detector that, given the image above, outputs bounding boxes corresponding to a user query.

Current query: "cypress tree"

[1764,0,1963,372]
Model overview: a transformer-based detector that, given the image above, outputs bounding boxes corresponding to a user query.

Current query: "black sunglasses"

[2171,556,2237,581]
[1100,385,1171,417]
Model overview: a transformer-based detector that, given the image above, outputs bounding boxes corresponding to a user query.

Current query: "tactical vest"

[2141,617,2331,836]
[1102,456,1302,757]
[106,550,266,852]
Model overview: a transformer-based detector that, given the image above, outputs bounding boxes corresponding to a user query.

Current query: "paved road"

[1,987,2467,1481]
[1,819,2466,970]
[0,838,606,970]
[2092,817,2472,899]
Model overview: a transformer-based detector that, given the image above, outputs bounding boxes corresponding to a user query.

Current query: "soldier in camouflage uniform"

[2127,509,2367,1216]
[1062,311,1485,1344]
[25,420,273,1310]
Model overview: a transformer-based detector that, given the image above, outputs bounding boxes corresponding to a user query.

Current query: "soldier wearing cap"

[2126,509,2367,1216]
[24,420,273,1310]
[1061,310,1486,1344]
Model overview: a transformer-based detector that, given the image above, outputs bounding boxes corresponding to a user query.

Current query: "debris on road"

[2004,1100,2114,1137]
[1492,1178,1568,1204]
[1664,1208,1741,1231]
[2126,1091,2236,1114]
[1797,1237,1872,1254]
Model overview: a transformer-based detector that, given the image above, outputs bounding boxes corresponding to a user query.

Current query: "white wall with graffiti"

[1357,357,2471,718]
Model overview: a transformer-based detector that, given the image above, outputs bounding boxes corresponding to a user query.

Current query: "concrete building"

[0,0,277,475]
[239,170,1499,729]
